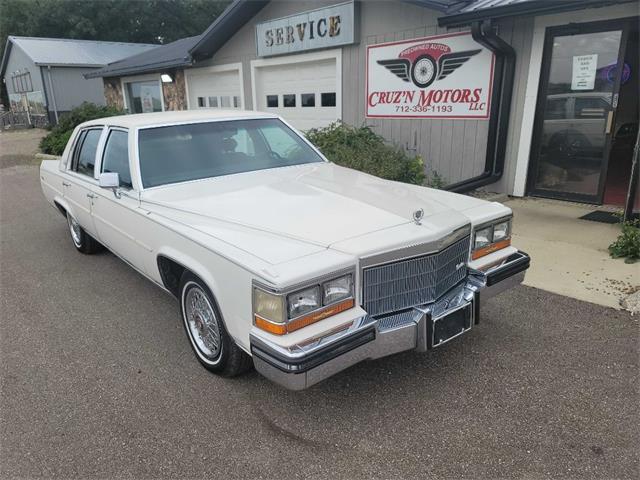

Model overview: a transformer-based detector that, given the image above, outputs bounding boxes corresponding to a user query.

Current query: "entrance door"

[527,18,636,204]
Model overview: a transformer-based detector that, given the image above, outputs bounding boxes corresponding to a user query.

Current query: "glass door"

[527,21,630,203]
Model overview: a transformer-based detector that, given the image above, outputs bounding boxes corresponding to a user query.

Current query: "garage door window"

[321,92,336,107]
[125,80,162,113]
[266,95,278,108]
[283,94,296,107]
[301,94,315,107]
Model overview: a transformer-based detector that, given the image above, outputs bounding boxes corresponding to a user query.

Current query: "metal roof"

[439,0,638,26]
[1,35,156,79]
[87,0,268,78]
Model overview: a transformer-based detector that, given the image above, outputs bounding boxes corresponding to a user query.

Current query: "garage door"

[186,67,242,110]
[254,58,338,131]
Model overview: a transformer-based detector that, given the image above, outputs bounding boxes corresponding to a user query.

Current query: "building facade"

[1,36,155,124]
[90,0,639,209]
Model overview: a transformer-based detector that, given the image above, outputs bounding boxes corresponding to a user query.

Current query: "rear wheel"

[179,271,252,377]
[66,212,102,254]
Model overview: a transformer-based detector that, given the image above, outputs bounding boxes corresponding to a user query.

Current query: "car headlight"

[473,226,493,249]
[471,217,512,260]
[287,286,320,318]
[492,220,510,241]
[253,271,355,335]
[322,274,353,305]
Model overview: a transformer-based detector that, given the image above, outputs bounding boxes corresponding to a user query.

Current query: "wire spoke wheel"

[184,284,221,360]
[411,55,436,88]
[67,214,82,248]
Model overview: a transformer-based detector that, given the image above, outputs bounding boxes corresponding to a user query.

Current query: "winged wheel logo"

[377,42,480,88]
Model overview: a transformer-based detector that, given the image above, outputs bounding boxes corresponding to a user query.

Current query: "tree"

[0,0,230,105]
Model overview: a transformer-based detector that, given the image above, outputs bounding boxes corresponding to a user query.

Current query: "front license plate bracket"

[428,302,473,349]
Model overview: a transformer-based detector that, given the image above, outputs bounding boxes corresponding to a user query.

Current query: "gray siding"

[343,1,487,184]
[3,43,45,98]
[199,0,490,185]
[46,66,106,111]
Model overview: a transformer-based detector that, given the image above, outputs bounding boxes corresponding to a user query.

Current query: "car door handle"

[62,181,71,187]
[86,193,97,199]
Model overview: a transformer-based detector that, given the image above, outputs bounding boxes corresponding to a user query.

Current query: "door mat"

[579,211,620,224]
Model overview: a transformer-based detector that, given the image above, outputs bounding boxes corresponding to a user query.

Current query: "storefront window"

[125,80,163,114]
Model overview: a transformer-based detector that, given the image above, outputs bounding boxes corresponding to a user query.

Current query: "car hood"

[141,163,490,260]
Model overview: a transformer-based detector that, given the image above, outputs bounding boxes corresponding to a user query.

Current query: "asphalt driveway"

[1,161,638,479]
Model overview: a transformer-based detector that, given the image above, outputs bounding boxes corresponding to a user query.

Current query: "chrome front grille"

[362,235,471,317]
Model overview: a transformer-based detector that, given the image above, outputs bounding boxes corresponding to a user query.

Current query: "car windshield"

[138,118,324,188]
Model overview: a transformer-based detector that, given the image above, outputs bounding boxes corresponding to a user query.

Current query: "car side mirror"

[98,172,121,198]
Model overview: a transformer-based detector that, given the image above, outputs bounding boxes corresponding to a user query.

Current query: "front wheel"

[66,212,102,254]
[179,272,252,377]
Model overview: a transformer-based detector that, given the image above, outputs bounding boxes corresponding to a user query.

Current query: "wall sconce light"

[161,74,173,83]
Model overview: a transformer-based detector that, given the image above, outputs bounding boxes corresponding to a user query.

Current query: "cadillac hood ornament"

[412,208,425,225]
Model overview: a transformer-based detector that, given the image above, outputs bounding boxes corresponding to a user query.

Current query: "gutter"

[445,19,515,193]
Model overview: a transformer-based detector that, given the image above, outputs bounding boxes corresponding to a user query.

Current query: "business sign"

[366,32,494,119]
[256,2,355,57]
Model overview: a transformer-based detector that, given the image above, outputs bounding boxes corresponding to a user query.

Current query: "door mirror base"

[98,172,122,198]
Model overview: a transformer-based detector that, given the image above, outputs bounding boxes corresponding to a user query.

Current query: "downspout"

[446,19,516,193]
[45,65,59,124]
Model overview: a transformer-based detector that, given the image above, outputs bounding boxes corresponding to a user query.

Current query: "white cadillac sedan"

[40,110,530,390]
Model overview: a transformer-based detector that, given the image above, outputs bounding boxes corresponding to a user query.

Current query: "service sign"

[366,32,494,119]
[256,2,355,57]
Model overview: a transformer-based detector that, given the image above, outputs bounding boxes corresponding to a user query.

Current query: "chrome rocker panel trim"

[251,251,530,390]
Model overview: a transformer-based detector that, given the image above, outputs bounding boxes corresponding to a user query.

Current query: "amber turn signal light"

[471,238,511,260]
[254,298,355,335]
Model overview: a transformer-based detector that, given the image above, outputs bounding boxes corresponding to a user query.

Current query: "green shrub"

[40,102,125,155]
[426,171,447,189]
[305,122,425,185]
[609,220,640,262]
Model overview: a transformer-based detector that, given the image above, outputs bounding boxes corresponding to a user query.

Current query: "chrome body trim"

[250,251,530,390]
[359,223,471,270]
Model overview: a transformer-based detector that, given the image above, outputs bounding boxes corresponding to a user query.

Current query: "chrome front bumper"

[250,251,530,390]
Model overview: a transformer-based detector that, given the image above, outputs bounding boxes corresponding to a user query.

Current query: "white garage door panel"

[187,69,242,110]
[255,59,338,131]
